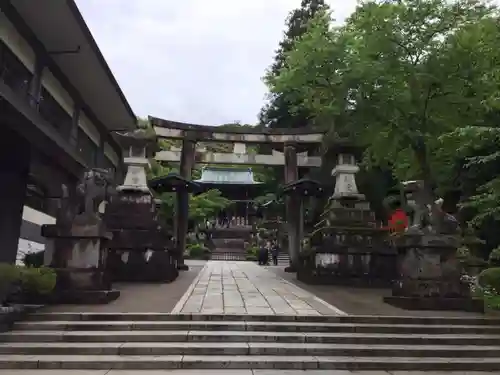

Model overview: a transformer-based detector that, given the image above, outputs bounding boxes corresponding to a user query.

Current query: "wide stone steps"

[1,341,500,357]
[21,312,500,324]
[211,239,245,248]
[4,330,500,346]
[211,248,246,254]
[11,320,500,335]
[0,354,498,371]
[1,313,500,370]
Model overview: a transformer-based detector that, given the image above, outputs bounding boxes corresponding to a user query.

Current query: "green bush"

[478,267,500,292]
[0,263,21,284]
[245,246,259,261]
[0,263,22,301]
[188,243,210,259]
[20,267,57,295]
[0,264,57,303]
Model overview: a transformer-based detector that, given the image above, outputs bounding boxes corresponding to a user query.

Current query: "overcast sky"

[74,1,358,125]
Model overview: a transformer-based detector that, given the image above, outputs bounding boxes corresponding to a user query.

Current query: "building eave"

[7,0,137,131]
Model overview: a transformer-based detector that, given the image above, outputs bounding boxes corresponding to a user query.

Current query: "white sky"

[73,1,387,125]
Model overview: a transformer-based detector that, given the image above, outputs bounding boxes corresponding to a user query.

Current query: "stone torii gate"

[149,117,325,271]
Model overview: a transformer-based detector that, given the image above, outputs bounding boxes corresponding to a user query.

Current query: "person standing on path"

[271,240,279,266]
[258,240,268,266]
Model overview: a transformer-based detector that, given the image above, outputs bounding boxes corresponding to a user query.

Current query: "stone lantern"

[296,141,396,287]
[104,128,179,283]
[115,128,158,194]
[328,143,374,223]
[331,152,365,202]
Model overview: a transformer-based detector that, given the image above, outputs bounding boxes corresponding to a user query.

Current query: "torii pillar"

[176,137,196,270]
[284,142,301,272]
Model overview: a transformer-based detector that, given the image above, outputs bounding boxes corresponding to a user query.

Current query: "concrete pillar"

[0,128,31,264]
[176,138,196,270]
[284,143,301,272]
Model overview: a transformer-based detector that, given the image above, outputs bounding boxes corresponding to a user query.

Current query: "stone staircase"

[278,252,290,264]
[1,312,500,371]
[210,227,252,261]
[211,238,247,261]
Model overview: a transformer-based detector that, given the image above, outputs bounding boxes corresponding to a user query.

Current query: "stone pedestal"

[42,216,119,304]
[105,191,177,283]
[384,233,483,312]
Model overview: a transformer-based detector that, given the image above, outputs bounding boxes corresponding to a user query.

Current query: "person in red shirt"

[382,196,409,233]
[387,208,409,233]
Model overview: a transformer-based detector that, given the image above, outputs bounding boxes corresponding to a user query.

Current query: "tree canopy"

[259,0,330,129]
[266,0,500,230]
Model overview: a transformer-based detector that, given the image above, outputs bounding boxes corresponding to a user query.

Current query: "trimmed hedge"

[478,267,500,292]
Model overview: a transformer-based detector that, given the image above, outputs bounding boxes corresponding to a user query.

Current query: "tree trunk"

[411,138,443,233]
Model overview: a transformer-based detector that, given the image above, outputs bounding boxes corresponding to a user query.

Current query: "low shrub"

[20,267,57,296]
[0,264,57,304]
[478,267,500,292]
[0,264,21,304]
[188,243,211,260]
[245,246,259,261]
[477,267,500,311]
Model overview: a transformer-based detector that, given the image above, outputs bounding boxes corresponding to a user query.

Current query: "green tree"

[269,0,500,210]
[158,189,231,226]
[259,0,329,129]
[447,126,500,226]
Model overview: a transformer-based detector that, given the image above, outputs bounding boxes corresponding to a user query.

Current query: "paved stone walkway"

[172,261,345,315]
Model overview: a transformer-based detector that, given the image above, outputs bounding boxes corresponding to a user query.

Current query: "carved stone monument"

[42,168,119,304]
[384,180,482,312]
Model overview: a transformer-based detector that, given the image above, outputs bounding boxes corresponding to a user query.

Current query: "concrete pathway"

[172,261,345,315]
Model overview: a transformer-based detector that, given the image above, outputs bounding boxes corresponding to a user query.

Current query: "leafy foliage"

[267,0,500,235]
[447,126,500,226]
[260,0,329,129]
